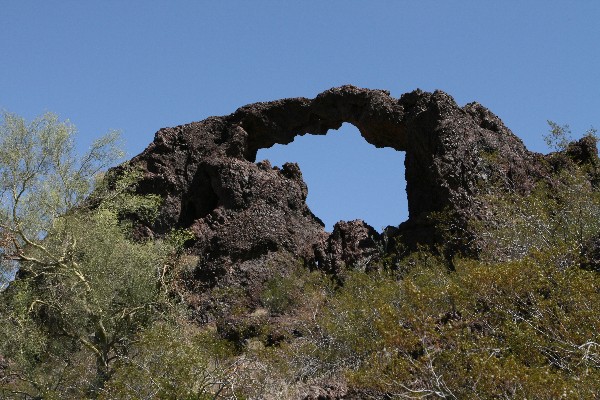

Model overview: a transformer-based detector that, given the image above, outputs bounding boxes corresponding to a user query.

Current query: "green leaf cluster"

[0,112,180,398]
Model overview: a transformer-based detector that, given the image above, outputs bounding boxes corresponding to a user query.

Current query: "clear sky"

[2,2,599,231]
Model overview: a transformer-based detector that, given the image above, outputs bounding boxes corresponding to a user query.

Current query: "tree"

[0,111,122,286]
[544,120,598,153]
[0,111,177,398]
[544,120,572,152]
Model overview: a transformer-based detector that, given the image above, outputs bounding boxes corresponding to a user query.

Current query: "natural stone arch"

[226,86,450,220]
[107,84,598,324]
[120,85,543,267]
[222,85,536,222]
[256,122,408,231]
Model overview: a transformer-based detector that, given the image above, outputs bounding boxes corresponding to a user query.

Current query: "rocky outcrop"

[315,220,382,275]
[114,85,570,294]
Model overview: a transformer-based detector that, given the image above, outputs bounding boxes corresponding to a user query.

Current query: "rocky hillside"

[3,87,599,399]
[99,87,600,398]
[115,85,597,287]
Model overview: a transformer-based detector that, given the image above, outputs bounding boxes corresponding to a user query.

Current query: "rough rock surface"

[315,220,382,275]
[114,85,553,295]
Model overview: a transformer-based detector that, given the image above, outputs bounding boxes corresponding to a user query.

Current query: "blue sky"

[2,2,599,231]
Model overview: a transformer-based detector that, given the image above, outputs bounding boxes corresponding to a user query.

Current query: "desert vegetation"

[1,112,599,399]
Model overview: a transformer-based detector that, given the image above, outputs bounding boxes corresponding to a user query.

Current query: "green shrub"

[100,322,235,400]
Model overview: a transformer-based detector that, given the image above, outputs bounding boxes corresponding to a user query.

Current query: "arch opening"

[256,123,407,232]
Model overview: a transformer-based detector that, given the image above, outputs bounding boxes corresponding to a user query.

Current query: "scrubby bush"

[2,112,599,398]
[99,322,236,400]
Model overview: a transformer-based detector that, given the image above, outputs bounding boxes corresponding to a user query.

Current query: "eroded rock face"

[315,220,382,275]
[116,85,554,291]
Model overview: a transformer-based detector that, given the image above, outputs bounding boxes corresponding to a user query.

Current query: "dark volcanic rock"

[315,220,382,275]
[114,85,559,297]
[567,135,600,166]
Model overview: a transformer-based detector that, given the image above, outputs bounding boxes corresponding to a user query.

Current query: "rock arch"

[120,85,544,276]
[256,122,407,231]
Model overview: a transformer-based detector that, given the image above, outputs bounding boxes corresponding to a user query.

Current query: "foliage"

[284,254,599,398]
[181,249,598,398]
[2,111,599,399]
[99,322,236,400]
[261,275,299,315]
[544,120,599,153]
[259,265,328,316]
[91,165,163,225]
[0,112,178,398]
[0,111,122,247]
[474,165,600,264]
[0,211,177,398]
[544,120,573,152]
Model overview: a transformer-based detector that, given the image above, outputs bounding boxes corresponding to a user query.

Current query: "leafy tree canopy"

[0,112,179,398]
